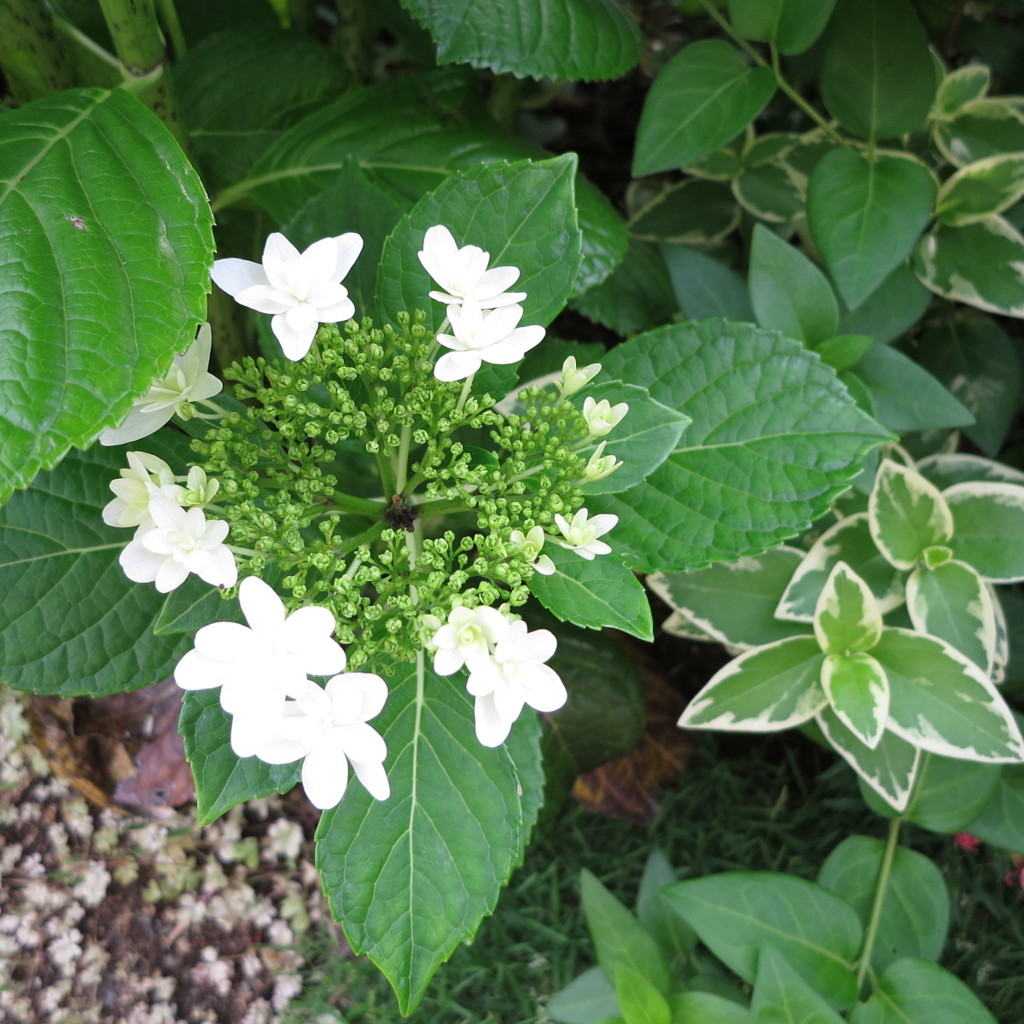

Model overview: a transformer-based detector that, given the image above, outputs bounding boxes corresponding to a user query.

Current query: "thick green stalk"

[98,0,187,147]
[334,0,372,84]
[856,815,903,992]
[0,0,75,103]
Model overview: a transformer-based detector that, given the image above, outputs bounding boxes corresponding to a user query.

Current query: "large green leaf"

[820,0,934,140]
[0,88,214,505]
[751,945,847,1023]
[232,69,626,297]
[377,154,582,333]
[399,0,643,80]
[632,40,776,177]
[808,149,936,310]
[0,442,199,697]
[179,689,302,825]
[315,658,544,1014]
[944,482,1024,581]
[548,967,619,1024]
[663,873,862,1009]
[660,245,754,322]
[593,320,892,573]
[837,263,931,345]
[728,0,836,56]
[818,837,949,972]
[963,764,1024,852]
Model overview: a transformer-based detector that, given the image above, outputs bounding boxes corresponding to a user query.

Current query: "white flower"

[509,525,555,576]
[252,674,390,810]
[178,465,220,508]
[582,396,629,437]
[100,325,222,445]
[431,605,511,676]
[418,225,526,309]
[467,621,567,747]
[102,451,179,528]
[553,507,618,560]
[174,576,346,754]
[211,232,363,361]
[434,301,545,382]
[582,441,623,483]
[119,495,237,592]
[558,356,602,396]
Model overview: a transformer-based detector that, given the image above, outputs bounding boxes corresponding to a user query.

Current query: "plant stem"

[856,815,903,992]
[329,491,385,517]
[333,0,372,83]
[0,0,75,102]
[155,0,186,58]
[394,424,412,493]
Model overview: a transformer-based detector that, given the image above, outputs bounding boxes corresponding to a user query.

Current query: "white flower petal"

[271,311,317,361]
[301,742,349,809]
[261,233,302,291]
[351,758,390,801]
[332,232,364,281]
[525,665,568,713]
[338,721,387,764]
[211,257,270,297]
[239,577,286,632]
[231,702,287,758]
[434,350,482,382]
[99,406,174,446]
[173,648,227,690]
[154,558,190,593]
[474,693,512,747]
[194,621,254,661]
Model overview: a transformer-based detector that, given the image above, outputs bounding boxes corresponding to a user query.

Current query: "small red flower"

[954,832,981,852]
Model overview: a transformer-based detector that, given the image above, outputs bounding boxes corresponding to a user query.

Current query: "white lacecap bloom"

[252,674,390,810]
[431,605,511,676]
[100,324,222,446]
[433,300,545,382]
[553,507,619,560]
[417,225,526,309]
[558,356,602,397]
[466,621,567,747]
[211,232,363,361]
[509,525,555,576]
[119,495,237,593]
[582,396,629,438]
[582,441,623,483]
[174,576,347,754]
[102,451,179,528]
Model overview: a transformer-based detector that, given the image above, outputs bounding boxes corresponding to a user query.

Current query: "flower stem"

[455,374,475,416]
[856,815,903,993]
[394,424,412,493]
[329,491,385,517]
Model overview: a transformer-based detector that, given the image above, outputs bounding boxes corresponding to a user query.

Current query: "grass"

[284,731,1024,1023]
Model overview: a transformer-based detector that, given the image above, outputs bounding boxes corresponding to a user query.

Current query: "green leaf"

[850,958,998,1024]
[914,214,1024,318]
[874,628,1024,762]
[818,837,949,971]
[0,444,195,697]
[732,139,806,223]
[377,154,582,334]
[647,547,806,649]
[683,128,749,181]
[931,98,1024,169]
[868,460,953,571]
[0,88,214,505]
[748,225,839,345]
[174,27,350,191]
[817,706,922,811]
[916,452,1024,491]
[581,869,672,996]
[399,0,643,81]
[660,246,754,322]
[575,382,691,496]
[933,65,991,117]
[636,851,697,961]
[669,992,753,1023]
[614,964,671,1024]
[962,764,1024,851]
[663,873,862,1008]
[548,966,620,1024]
[728,0,836,56]
[944,481,1024,581]
[936,154,1024,227]
[315,658,544,1014]
[152,576,244,637]
[906,560,996,674]
[751,945,847,1023]
[777,513,905,623]
[679,636,825,732]
[822,652,889,749]
[179,689,302,825]
[594,320,892,573]
[902,753,1001,833]
[912,319,1022,456]
[632,40,776,177]
[820,0,934,139]
[529,546,653,640]
[837,264,931,345]
[814,335,874,373]
[629,179,739,244]
[808,149,936,310]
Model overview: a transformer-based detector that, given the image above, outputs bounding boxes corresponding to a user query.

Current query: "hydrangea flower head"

[553,507,618,560]
[434,301,545,382]
[211,232,363,360]
[418,225,526,308]
[100,324,222,446]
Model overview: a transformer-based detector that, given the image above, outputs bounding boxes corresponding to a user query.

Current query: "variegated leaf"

[661,609,726,646]
[817,706,921,811]
[822,652,890,748]
[906,560,996,675]
[935,154,1024,227]
[777,512,904,622]
[875,629,1024,762]
[989,584,1008,685]
[814,563,883,655]
[678,636,825,732]
[932,65,990,117]
[944,481,1024,582]
[931,97,1024,168]
[916,452,1024,490]
[869,460,954,570]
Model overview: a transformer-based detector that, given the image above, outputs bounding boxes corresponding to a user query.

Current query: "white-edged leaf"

[936,154,1024,226]
[869,460,953,570]
[816,705,922,812]
[678,636,825,732]
[931,97,1024,168]
[916,452,1024,490]
[906,560,996,675]
[943,481,1024,582]
[822,652,889,749]
[777,513,905,622]
[933,65,991,117]
[875,628,1024,762]
[661,609,724,646]
[989,584,1008,685]
[814,562,883,655]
